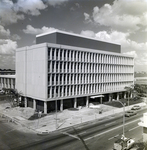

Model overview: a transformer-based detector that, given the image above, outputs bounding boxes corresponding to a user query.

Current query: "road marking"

[61,132,80,140]
[79,131,87,135]
[108,134,119,140]
[105,121,116,126]
[129,126,140,131]
[84,118,140,141]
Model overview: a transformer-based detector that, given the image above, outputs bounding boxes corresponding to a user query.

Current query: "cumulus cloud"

[123,51,137,58]
[0,0,70,25]
[0,39,16,68]
[23,25,56,35]
[0,0,25,25]
[0,25,10,37]
[0,39,17,54]
[0,24,20,41]
[0,0,45,25]
[85,0,147,33]
[14,0,47,16]
[11,34,21,41]
[80,30,95,38]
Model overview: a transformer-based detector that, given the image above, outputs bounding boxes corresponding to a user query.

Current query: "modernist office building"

[3,30,134,114]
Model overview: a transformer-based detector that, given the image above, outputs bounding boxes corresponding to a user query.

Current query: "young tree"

[3,88,22,107]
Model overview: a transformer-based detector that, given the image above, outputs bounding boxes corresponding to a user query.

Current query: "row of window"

[48,61,134,74]
[48,82,133,98]
[0,78,15,85]
[48,74,134,86]
[48,48,134,65]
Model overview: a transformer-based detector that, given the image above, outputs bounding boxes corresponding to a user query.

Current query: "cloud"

[0,1,24,25]
[14,0,47,16]
[84,12,91,22]
[0,39,17,54]
[0,0,70,25]
[43,0,68,7]
[11,34,21,41]
[123,51,137,58]
[80,30,95,38]
[0,38,16,69]
[0,0,47,25]
[0,25,10,37]
[85,0,147,33]
[70,3,81,11]
[0,24,20,41]
[23,25,56,35]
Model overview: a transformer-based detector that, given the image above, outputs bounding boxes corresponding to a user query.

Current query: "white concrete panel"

[26,45,48,100]
[16,47,27,95]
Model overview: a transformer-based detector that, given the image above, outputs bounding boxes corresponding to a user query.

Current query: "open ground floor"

[20,91,132,114]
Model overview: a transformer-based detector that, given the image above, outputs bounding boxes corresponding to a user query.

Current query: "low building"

[0,75,15,90]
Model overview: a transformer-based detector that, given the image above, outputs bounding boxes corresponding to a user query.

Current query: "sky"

[0,0,147,72]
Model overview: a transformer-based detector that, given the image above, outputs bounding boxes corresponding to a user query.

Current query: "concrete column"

[86,96,89,107]
[117,93,119,100]
[109,94,112,102]
[24,97,27,107]
[33,99,36,110]
[60,99,63,111]
[130,92,132,98]
[44,101,47,114]
[100,97,102,104]
[124,92,126,99]
[74,98,77,108]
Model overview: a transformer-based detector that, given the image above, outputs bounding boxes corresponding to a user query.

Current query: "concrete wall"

[16,47,26,95]
[16,43,48,101]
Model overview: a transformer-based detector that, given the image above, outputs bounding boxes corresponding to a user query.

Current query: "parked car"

[131,105,141,110]
[125,110,137,117]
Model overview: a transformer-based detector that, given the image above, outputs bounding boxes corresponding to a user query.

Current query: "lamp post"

[55,94,58,130]
[112,99,125,137]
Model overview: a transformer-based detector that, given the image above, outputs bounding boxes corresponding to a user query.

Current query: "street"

[0,107,144,150]
[0,117,45,150]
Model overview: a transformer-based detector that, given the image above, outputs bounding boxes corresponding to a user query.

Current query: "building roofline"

[16,42,134,58]
[36,29,120,46]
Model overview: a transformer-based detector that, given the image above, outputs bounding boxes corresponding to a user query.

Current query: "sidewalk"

[0,101,146,134]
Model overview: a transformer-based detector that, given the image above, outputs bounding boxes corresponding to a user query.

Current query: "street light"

[55,94,58,130]
[112,99,125,138]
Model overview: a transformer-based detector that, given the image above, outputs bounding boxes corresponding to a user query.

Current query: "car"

[125,110,137,117]
[131,105,141,110]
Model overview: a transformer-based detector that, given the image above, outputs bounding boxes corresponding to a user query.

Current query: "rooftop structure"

[36,30,121,53]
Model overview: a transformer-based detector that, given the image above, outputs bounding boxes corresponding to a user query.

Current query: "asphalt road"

[8,107,146,150]
[0,117,45,150]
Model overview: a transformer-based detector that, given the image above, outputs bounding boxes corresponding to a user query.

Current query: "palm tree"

[124,85,135,107]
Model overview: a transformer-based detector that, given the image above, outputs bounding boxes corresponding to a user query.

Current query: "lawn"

[104,97,144,108]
